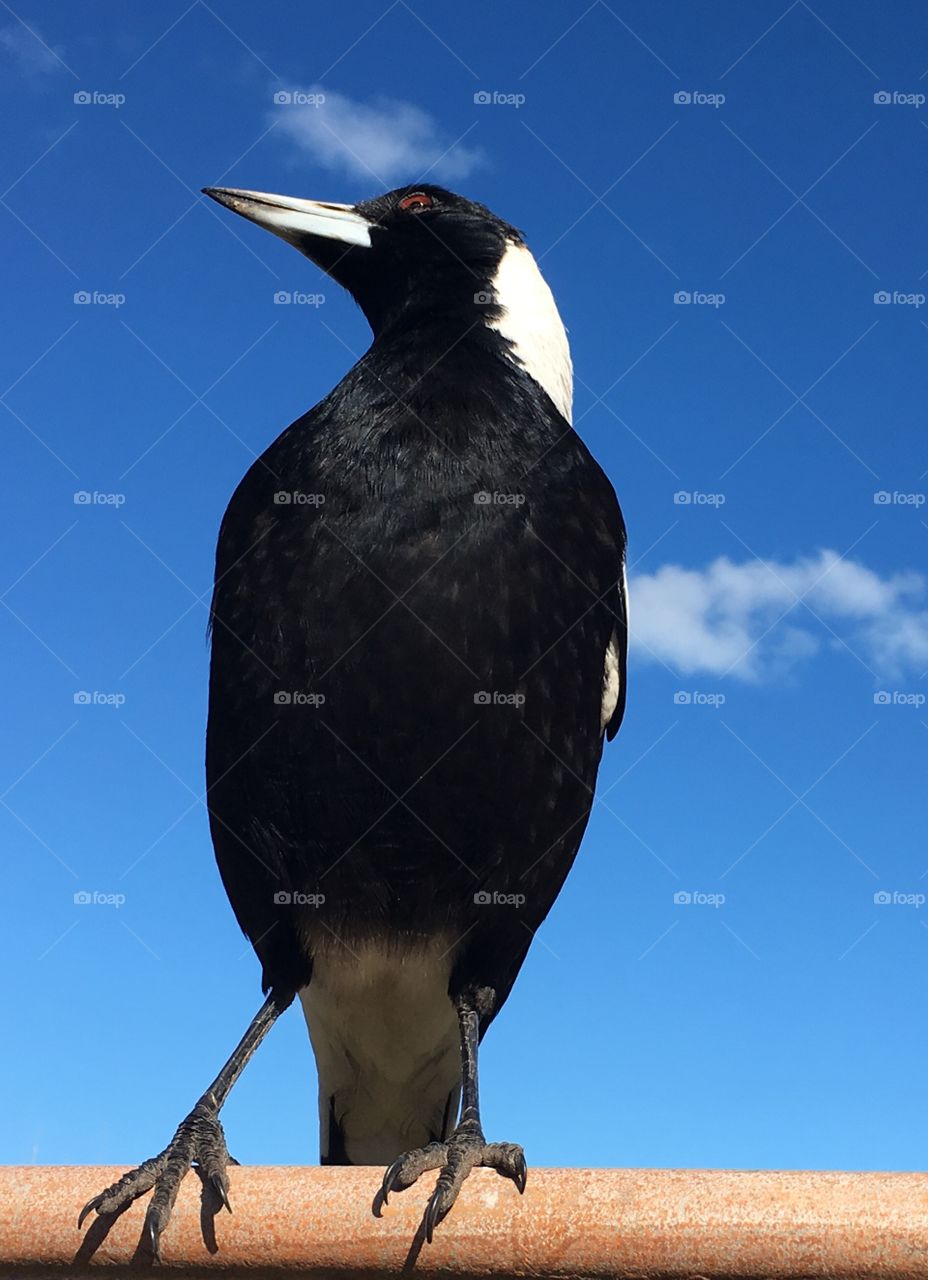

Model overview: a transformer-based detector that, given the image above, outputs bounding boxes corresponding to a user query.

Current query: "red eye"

[398,192,433,212]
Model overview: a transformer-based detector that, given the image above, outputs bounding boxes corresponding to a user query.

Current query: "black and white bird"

[81,183,628,1254]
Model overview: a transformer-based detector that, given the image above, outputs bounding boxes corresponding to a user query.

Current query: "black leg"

[79,988,293,1260]
[381,998,526,1242]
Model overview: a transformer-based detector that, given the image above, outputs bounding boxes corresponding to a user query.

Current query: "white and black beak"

[202,186,375,287]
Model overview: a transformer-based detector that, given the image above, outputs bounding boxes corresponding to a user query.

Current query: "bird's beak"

[202,186,373,250]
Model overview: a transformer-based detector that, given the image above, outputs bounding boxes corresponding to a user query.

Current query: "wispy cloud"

[632,551,928,681]
[271,86,484,186]
[0,22,67,77]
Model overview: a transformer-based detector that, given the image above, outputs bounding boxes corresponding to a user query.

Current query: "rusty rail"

[2,1166,927,1277]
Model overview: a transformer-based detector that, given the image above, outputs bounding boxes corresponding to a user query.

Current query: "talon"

[211,1172,232,1213]
[424,1187,445,1244]
[381,1131,525,1238]
[77,1195,100,1230]
[146,1211,162,1263]
[79,1106,235,1256]
[381,1155,403,1205]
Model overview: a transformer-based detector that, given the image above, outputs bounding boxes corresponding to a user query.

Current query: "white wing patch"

[602,560,628,733]
[486,242,573,423]
[601,631,621,731]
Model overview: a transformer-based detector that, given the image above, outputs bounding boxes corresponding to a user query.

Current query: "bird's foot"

[78,1099,233,1260]
[381,1122,526,1242]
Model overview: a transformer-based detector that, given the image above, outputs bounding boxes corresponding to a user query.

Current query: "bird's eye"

[398,192,433,212]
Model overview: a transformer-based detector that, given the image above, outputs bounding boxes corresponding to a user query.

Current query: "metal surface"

[2,1165,927,1278]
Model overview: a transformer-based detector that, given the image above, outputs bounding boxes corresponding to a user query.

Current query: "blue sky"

[2,0,927,1177]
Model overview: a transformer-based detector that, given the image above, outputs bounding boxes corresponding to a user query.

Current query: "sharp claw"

[514,1157,527,1195]
[381,1155,403,1205]
[211,1172,232,1214]
[77,1195,101,1229]
[424,1186,446,1245]
[147,1213,162,1263]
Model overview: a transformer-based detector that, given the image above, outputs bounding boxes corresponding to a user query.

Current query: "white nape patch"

[300,937,460,1165]
[601,631,621,730]
[487,242,573,423]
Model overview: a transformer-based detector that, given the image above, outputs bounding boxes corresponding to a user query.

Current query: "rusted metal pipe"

[2,1166,927,1278]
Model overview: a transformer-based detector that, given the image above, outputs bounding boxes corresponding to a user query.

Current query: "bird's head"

[202,182,573,421]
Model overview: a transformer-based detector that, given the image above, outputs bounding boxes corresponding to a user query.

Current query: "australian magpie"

[80,183,628,1254]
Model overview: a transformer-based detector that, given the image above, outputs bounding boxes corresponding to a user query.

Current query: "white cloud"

[0,24,66,76]
[272,86,484,185]
[631,551,928,681]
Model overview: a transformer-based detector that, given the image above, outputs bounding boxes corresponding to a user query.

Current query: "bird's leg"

[79,988,293,1260]
[380,997,526,1242]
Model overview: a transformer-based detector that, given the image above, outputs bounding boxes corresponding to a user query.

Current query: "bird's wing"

[603,553,629,741]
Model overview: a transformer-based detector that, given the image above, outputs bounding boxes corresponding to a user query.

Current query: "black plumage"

[80,183,627,1253]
